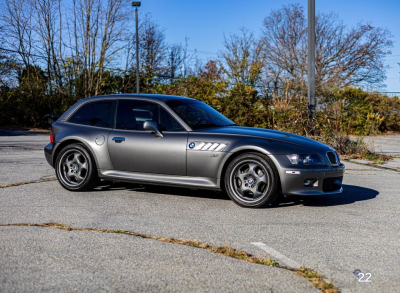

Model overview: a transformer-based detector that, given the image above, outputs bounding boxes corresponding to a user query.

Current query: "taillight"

[50,131,54,143]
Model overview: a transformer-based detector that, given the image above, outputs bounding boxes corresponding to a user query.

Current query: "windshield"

[167,100,235,130]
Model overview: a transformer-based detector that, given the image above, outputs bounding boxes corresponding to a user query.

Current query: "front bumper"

[281,164,345,196]
[44,142,55,168]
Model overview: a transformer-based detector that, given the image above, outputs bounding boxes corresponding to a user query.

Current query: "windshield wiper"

[224,124,238,127]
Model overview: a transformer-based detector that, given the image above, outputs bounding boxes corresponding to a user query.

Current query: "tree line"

[0,1,399,136]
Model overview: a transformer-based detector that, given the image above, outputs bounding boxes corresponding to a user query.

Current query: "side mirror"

[143,121,163,137]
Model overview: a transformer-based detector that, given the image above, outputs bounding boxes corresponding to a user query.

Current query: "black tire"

[224,153,280,208]
[55,143,99,191]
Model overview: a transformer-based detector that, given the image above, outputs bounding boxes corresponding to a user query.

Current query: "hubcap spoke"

[75,174,84,183]
[67,169,74,179]
[73,152,81,163]
[248,163,258,176]
[79,161,87,170]
[258,173,267,184]
[236,185,245,195]
[248,185,258,197]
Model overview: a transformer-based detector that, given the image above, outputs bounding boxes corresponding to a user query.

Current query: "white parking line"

[251,242,301,269]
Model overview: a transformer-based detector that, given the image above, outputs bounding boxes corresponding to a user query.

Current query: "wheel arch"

[53,138,99,169]
[219,147,281,191]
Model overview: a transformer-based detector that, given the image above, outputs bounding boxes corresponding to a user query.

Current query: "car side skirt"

[98,169,220,190]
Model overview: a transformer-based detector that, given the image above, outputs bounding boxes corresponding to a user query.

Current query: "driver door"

[108,99,188,176]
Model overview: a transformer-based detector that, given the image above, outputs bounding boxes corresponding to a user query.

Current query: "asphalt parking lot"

[1,129,399,292]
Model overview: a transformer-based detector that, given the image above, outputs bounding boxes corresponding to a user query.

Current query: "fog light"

[304,179,318,187]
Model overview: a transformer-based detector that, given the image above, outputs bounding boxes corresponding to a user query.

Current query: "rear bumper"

[44,142,55,168]
[281,164,345,196]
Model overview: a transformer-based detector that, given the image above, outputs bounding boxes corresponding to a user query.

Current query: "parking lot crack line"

[0,177,57,188]
[0,222,340,293]
[0,146,42,151]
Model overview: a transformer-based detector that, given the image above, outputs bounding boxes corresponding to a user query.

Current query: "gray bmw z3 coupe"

[44,94,344,208]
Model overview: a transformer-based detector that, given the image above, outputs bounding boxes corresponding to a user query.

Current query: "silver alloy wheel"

[58,150,88,186]
[230,159,270,203]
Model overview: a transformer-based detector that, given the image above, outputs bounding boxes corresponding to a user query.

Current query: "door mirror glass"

[143,121,163,137]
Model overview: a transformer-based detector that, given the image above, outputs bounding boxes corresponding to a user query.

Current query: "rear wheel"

[224,153,279,208]
[55,144,99,191]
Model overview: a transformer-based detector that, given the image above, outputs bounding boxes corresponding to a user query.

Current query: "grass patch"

[342,152,393,164]
[0,222,340,292]
[294,267,338,293]
[113,229,126,233]
[318,134,393,164]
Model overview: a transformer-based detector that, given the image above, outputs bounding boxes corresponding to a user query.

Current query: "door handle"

[112,137,125,143]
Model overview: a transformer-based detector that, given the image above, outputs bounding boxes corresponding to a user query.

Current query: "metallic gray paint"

[45,94,344,197]
[99,169,219,189]
[51,122,115,170]
[108,129,188,175]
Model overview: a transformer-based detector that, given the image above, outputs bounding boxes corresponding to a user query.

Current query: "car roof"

[81,93,195,103]
[58,93,199,123]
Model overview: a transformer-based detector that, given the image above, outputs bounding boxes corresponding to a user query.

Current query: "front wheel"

[55,144,99,191]
[224,153,280,208]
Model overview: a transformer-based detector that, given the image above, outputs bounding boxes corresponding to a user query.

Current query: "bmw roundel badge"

[189,142,195,149]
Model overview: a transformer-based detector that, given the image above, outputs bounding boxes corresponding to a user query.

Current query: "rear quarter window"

[68,100,116,128]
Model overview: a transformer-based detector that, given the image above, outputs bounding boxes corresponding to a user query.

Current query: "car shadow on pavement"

[95,181,230,200]
[272,184,379,208]
[95,182,377,207]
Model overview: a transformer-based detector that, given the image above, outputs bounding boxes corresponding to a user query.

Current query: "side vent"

[187,142,228,152]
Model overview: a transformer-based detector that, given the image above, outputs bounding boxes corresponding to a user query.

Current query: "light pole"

[308,0,316,120]
[132,1,141,94]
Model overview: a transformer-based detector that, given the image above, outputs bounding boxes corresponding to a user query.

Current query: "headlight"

[286,154,326,166]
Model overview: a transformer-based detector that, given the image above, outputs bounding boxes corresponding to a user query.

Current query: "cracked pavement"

[1,130,400,292]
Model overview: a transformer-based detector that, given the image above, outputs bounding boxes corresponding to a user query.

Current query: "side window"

[68,100,116,128]
[160,107,185,132]
[116,100,158,131]
[172,104,208,127]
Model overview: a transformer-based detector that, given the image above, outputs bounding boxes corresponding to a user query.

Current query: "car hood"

[194,126,333,153]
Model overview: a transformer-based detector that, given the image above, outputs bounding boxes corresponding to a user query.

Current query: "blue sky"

[137,0,400,92]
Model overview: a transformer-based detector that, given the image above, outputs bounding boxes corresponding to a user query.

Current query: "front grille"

[322,176,343,192]
[327,151,339,166]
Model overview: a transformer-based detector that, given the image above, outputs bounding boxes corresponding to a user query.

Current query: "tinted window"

[116,100,185,132]
[68,100,116,128]
[116,100,158,131]
[167,100,235,130]
[160,107,185,132]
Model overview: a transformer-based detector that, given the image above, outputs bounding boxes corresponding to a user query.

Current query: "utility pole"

[308,0,316,120]
[132,1,141,94]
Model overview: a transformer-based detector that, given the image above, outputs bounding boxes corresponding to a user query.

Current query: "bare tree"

[121,14,167,93]
[0,0,43,104]
[31,0,64,96]
[219,28,264,87]
[94,0,129,95]
[261,3,393,95]
[165,43,184,81]
[67,0,129,97]
[139,15,167,91]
